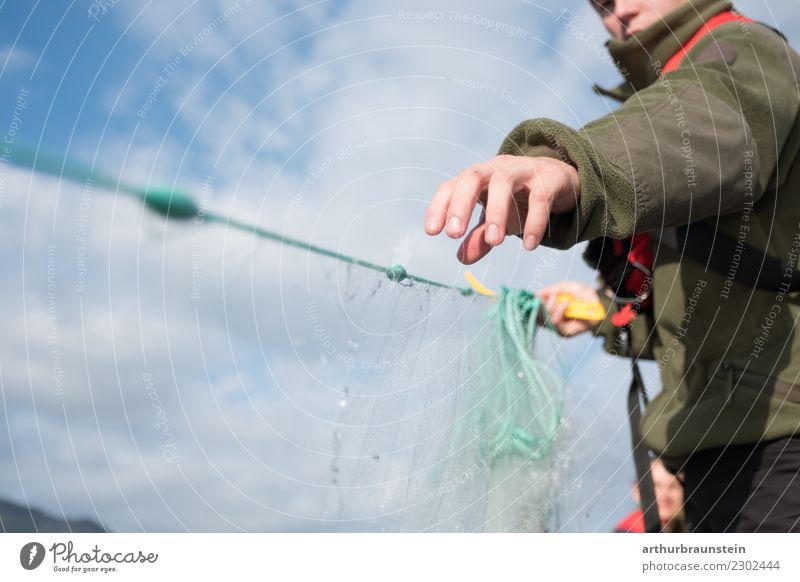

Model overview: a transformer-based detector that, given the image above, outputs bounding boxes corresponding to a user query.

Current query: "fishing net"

[5,150,630,532]
[284,260,567,532]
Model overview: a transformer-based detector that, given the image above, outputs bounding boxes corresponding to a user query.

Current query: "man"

[426,0,800,532]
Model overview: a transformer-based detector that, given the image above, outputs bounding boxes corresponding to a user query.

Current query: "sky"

[1,0,798,532]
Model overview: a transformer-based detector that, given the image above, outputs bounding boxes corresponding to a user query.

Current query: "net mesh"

[287,259,567,532]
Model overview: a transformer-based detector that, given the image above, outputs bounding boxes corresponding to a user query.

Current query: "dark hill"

[0,498,106,533]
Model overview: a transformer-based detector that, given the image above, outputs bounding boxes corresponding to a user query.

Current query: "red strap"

[625,233,653,300]
[609,233,654,328]
[661,11,753,75]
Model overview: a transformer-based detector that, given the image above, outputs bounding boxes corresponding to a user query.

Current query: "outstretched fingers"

[426,179,455,235]
[445,164,491,238]
[426,155,580,263]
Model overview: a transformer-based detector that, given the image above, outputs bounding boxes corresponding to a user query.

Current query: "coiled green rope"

[482,288,564,460]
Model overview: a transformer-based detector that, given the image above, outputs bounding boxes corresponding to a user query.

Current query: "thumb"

[457,221,493,265]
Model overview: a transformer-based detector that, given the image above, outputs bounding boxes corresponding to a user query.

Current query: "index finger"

[425,179,456,235]
[446,163,491,238]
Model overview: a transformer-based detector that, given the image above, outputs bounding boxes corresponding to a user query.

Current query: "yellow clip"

[464,271,605,322]
[464,270,498,298]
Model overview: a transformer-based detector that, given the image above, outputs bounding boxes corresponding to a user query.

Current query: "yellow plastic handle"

[464,271,606,322]
[556,293,606,322]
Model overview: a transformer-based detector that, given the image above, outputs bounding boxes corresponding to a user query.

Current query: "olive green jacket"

[499,0,800,461]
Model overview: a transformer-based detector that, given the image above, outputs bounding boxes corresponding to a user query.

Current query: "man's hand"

[537,281,603,337]
[425,154,580,264]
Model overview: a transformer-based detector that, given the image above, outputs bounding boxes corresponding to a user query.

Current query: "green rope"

[482,288,565,460]
[8,146,473,295]
[207,214,468,293]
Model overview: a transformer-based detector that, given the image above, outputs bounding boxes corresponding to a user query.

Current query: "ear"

[631,482,641,505]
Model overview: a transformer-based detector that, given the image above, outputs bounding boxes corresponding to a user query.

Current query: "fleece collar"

[596,0,733,97]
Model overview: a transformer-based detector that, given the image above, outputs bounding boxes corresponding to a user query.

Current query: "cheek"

[643,0,684,28]
[662,491,681,506]
[669,0,689,12]
[634,6,660,30]
[603,15,625,40]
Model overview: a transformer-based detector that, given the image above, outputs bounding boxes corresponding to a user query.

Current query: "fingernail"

[487,224,499,245]
[524,235,537,251]
[427,217,439,233]
[447,216,462,235]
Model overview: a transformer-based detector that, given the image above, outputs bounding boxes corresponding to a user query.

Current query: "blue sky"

[1,0,798,532]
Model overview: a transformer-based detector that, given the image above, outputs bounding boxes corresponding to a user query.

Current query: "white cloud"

[0,44,37,75]
[9,0,789,532]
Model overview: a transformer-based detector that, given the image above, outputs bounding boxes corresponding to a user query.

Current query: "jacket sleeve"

[497,22,799,249]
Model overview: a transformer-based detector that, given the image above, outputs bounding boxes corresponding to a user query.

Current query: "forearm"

[498,91,756,247]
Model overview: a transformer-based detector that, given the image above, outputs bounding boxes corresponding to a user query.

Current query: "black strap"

[675,222,800,292]
[625,332,661,533]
